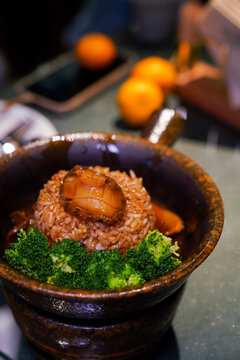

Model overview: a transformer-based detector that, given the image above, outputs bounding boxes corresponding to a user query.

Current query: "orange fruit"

[131,56,177,93]
[117,78,164,127]
[74,33,116,70]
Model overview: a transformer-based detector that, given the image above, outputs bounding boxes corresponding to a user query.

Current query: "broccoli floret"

[43,238,89,288]
[50,238,89,273]
[126,230,181,280]
[36,257,55,282]
[4,227,181,290]
[107,263,145,289]
[82,250,145,290]
[49,270,76,288]
[82,250,124,290]
[4,228,50,277]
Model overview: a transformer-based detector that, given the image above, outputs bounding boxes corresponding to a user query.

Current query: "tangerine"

[131,56,177,93]
[74,33,116,70]
[117,78,164,127]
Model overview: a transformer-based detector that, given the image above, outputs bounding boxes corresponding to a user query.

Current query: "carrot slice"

[152,202,184,236]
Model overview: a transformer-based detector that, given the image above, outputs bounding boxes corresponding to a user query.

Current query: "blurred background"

[0,0,239,144]
[0,0,208,86]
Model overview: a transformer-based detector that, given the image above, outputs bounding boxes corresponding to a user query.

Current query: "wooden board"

[175,61,240,130]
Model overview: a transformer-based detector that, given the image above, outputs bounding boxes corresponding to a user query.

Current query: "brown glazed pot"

[0,132,224,359]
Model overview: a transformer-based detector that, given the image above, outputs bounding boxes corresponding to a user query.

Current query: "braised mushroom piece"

[60,165,126,224]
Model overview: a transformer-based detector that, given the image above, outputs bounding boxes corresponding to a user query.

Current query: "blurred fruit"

[74,33,116,70]
[131,56,177,93]
[117,78,164,127]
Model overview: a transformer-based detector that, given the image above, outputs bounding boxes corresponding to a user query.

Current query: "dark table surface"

[0,40,240,360]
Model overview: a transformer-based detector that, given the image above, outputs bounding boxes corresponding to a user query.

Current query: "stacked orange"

[74,33,177,127]
[117,56,177,127]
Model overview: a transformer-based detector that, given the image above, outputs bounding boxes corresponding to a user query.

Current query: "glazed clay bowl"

[0,132,224,360]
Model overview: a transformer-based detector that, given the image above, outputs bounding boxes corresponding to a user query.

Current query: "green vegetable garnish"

[4,228,181,290]
[126,229,181,280]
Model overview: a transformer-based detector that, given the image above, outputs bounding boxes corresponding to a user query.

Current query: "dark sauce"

[6,205,35,248]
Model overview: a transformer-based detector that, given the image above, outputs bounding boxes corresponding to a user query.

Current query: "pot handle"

[141,107,187,147]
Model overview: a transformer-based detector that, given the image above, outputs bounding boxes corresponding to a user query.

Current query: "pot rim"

[0,131,224,300]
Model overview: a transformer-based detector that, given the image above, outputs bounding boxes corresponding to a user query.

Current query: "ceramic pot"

[0,129,223,359]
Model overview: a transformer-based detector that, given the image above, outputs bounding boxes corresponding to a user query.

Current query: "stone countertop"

[0,75,240,360]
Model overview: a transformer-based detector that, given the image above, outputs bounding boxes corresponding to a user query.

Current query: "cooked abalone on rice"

[30,165,155,253]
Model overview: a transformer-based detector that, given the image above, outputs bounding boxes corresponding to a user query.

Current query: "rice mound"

[33,166,155,253]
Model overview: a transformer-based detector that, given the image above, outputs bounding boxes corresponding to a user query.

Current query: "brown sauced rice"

[33,166,155,254]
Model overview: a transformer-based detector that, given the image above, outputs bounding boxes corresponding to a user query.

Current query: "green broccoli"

[41,238,89,287]
[126,230,181,280]
[36,257,55,282]
[50,238,89,273]
[4,228,49,278]
[107,262,145,289]
[82,250,145,290]
[82,250,124,290]
[4,228,181,290]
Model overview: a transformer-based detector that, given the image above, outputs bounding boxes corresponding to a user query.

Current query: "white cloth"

[0,102,57,143]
